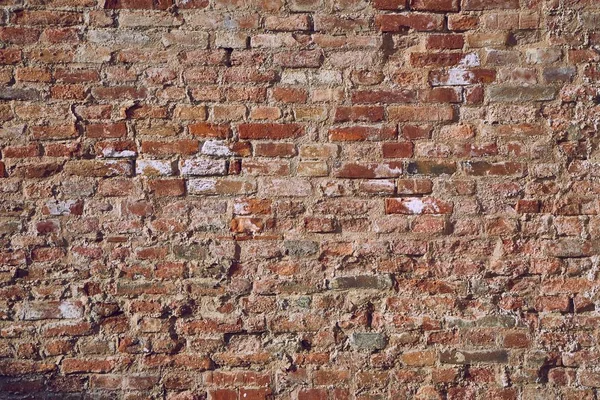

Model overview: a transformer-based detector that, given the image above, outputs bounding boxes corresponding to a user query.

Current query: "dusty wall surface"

[1,0,600,398]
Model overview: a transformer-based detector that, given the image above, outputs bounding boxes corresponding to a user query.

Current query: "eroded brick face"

[0,0,598,398]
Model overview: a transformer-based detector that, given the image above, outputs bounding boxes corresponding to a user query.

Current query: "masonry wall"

[1,0,599,398]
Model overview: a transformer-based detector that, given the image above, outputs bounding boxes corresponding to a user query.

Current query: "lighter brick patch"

[59,302,83,319]
[136,160,174,176]
[180,158,227,176]
[187,179,217,194]
[201,141,233,157]
[45,200,79,216]
[102,147,136,158]
[460,53,480,66]
[374,163,402,177]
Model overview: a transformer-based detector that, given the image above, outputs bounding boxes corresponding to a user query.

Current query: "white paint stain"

[59,301,82,319]
[374,163,402,177]
[404,198,425,214]
[459,53,480,67]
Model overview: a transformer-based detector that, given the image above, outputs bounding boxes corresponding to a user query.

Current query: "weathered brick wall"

[1,0,599,398]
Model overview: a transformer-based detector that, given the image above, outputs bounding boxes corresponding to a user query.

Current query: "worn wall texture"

[1,0,600,398]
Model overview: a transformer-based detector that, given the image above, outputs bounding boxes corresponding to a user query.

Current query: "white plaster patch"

[136,159,174,176]
[201,140,233,157]
[311,70,343,85]
[233,201,249,215]
[45,199,78,216]
[281,70,308,85]
[187,179,217,194]
[102,147,136,158]
[59,301,83,319]
[180,158,227,176]
[439,69,476,86]
[459,53,480,67]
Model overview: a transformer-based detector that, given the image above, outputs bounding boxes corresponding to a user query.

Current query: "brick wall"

[1,0,599,398]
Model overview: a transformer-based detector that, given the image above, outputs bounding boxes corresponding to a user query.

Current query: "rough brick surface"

[0,0,599,398]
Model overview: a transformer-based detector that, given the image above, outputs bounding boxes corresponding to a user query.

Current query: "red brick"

[426,34,465,49]
[373,0,406,9]
[45,142,80,158]
[13,162,63,178]
[0,27,40,45]
[15,67,52,82]
[3,144,40,158]
[31,125,79,140]
[141,140,199,155]
[448,14,479,31]
[376,13,444,32]
[189,123,232,139]
[254,142,297,157]
[304,217,336,233]
[410,0,459,11]
[397,178,433,194]
[208,389,238,400]
[105,0,173,8]
[238,123,305,140]
[11,11,82,26]
[334,162,403,179]
[463,0,519,10]
[239,388,271,400]
[54,68,100,83]
[329,125,397,141]
[516,199,540,214]
[272,87,308,103]
[42,28,80,44]
[125,104,168,119]
[86,123,127,138]
[382,142,414,158]
[0,49,22,64]
[419,87,462,103]
[298,389,328,400]
[334,106,385,122]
